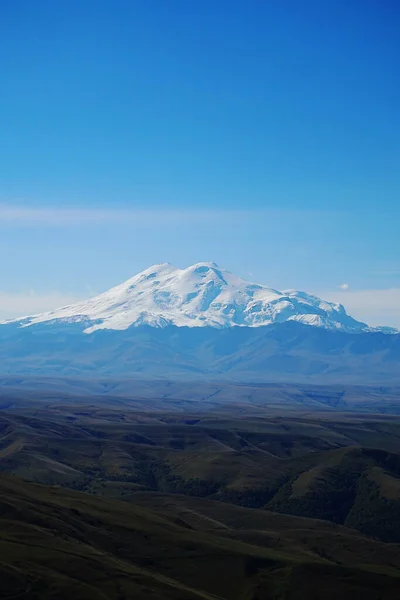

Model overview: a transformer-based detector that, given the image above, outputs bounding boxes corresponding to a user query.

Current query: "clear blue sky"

[0,0,399,326]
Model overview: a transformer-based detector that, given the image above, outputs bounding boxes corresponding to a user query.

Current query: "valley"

[1,383,400,597]
[0,384,400,551]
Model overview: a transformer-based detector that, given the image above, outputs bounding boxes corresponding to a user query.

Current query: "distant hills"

[1,263,399,382]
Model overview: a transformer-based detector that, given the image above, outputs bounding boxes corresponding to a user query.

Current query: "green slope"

[1,474,400,599]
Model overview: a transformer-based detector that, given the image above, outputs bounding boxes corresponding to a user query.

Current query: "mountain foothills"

[1,262,399,382]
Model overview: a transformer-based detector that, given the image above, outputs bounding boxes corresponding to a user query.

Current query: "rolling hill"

[1,472,400,600]
[1,394,400,543]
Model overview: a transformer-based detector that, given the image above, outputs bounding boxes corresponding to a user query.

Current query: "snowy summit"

[5,262,378,334]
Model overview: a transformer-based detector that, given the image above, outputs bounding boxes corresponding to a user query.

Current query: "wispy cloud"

[320,288,400,328]
[0,205,183,225]
[0,203,342,227]
[0,204,264,226]
[0,290,87,320]
[338,283,349,290]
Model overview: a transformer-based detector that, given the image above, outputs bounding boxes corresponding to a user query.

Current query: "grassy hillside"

[1,473,400,599]
[266,446,400,539]
[1,397,400,544]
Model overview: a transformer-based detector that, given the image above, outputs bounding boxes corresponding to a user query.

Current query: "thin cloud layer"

[321,288,400,328]
[0,204,262,226]
[0,291,86,320]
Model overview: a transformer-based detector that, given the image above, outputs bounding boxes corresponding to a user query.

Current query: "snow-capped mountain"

[5,262,375,334]
[1,262,399,383]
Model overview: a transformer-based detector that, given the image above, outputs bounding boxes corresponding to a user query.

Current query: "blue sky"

[0,1,399,326]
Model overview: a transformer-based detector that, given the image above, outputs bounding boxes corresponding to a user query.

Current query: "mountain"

[0,263,399,383]
[2,262,390,334]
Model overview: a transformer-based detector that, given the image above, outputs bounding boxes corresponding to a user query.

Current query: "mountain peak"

[190,261,221,270]
[3,262,379,334]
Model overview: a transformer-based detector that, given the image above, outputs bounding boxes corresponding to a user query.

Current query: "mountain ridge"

[0,320,399,383]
